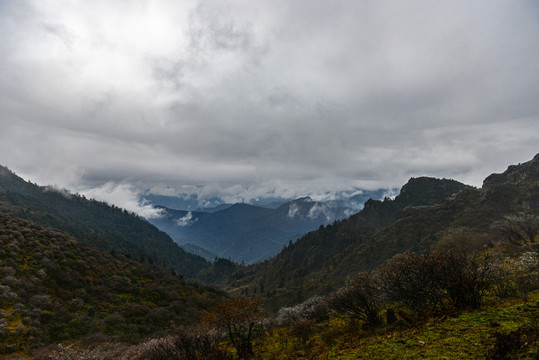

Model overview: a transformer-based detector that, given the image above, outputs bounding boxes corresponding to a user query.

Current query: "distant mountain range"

[143,188,391,213]
[141,193,291,212]
[146,190,387,263]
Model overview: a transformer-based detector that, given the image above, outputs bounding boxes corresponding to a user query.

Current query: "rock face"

[483,153,539,188]
[482,154,539,210]
[396,177,473,207]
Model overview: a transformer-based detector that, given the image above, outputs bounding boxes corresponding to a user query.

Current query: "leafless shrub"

[379,250,488,316]
[493,212,539,245]
[330,272,383,329]
[436,251,488,310]
[203,296,264,359]
[378,253,444,316]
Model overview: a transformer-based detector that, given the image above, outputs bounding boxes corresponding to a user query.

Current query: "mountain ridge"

[201,157,538,310]
[0,165,210,278]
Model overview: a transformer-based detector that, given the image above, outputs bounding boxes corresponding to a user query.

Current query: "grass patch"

[255,291,539,359]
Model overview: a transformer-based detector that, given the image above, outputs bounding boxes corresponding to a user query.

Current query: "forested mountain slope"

[198,177,470,305]
[209,154,539,310]
[0,166,210,278]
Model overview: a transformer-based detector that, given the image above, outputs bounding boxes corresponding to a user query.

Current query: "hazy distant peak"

[293,196,314,202]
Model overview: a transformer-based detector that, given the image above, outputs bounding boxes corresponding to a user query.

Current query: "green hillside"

[256,291,539,359]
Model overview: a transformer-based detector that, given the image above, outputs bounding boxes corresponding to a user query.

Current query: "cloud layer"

[81,182,164,219]
[1,0,538,209]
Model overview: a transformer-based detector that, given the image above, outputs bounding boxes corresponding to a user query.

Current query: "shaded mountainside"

[205,154,539,311]
[0,166,210,278]
[0,213,223,354]
[149,198,353,263]
[199,177,471,305]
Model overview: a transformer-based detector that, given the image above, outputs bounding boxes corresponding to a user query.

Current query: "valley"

[1,1,538,358]
[0,154,537,359]
[146,190,387,263]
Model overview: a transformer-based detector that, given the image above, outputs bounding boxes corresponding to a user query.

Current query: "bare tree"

[203,296,265,359]
[330,272,383,328]
[379,250,489,315]
[493,212,539,245]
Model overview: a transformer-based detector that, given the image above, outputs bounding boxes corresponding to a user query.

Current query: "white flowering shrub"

[49,344,106,360]
[512,252,539,301]
[126,326,232,360]
[48,343,133,360]
[274,295,331,327]
[482,251,539,301]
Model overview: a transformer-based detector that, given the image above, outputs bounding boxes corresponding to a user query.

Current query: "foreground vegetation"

[257,291,539,359]
[253,242,539,359]
[3,241,534,360]
[0,213,222,355]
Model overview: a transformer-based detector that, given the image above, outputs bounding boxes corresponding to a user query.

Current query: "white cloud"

[0,0,537,200]
[176,211,197,226]
[41,185,74,199]
[308,203,331,221]
[287,203,299,218]
[81,182,164,219]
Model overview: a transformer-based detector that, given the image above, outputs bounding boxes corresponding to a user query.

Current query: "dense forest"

[0,154,537,359]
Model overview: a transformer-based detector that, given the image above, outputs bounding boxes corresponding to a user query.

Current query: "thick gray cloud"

[1,0,538,209]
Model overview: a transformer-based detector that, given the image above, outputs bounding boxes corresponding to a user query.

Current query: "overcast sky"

[1,0,538,213]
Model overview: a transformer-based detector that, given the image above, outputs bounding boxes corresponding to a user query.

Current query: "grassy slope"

[256,291,539,359]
